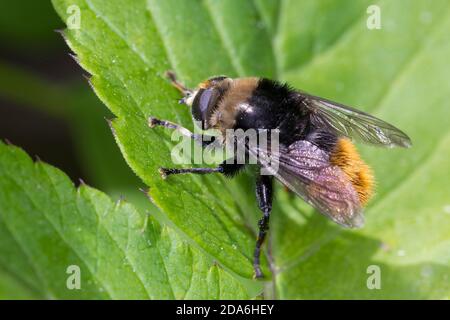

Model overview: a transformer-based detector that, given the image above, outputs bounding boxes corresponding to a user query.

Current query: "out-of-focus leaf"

[0,61,68,118]
[0,0,62,50]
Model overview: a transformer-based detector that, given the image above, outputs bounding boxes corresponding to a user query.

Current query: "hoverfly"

[148,72,411,278]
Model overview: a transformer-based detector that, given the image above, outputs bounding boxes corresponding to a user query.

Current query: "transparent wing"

[248,140,364,228]
[298,92,412,148]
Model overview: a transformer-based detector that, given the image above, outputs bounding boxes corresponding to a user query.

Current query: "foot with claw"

[148,117,159,128]
[159,167,169,180]
[253,268,264,279]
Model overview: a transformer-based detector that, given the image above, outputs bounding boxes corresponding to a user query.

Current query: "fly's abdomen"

[329,138,375,206]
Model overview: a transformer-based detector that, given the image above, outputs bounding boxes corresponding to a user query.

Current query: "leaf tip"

[140,187,157,205]
[138,187,149,194]
[54,28,65,37]
[68,53,82,67]
[104,117,117,137]
[82,73,95,89]
[115,195,127,208]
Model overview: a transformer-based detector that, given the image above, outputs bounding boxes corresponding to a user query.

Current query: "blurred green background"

[0,1,147,298]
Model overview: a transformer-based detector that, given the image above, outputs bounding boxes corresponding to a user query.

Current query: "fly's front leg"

[165,70,193,99]
[148,117,216,147]
[253,174,273,279]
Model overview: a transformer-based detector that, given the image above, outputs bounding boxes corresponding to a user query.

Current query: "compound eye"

[199,88,214,115]
[192,88,220,129]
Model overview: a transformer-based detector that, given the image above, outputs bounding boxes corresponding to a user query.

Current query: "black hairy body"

[236,78,336,150]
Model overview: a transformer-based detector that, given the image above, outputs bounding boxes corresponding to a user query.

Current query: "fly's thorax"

[208,77,259,133]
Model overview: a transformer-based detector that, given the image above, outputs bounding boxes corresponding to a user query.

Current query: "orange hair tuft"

[330,138,375,206]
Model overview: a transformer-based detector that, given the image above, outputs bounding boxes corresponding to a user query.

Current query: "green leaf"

[0,268,40,300]
[0,141,249,299]
[52,0,270,280]
[272,0,450,298]
[51,0,450,298]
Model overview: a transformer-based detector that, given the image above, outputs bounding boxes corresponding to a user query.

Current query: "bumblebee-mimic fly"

[148,72,411,278]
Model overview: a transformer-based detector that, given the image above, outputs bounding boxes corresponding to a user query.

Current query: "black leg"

[159,161,244,179]
[253,174,273,279]
[159,166,223,179]
[148,117,217,147]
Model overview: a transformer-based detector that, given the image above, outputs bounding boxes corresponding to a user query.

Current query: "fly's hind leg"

[253,173,273,279]
[149,117,234,177]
